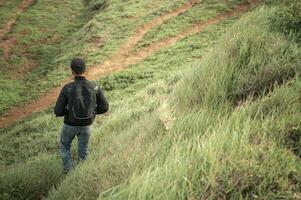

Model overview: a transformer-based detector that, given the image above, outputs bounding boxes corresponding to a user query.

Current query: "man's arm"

[95,87,109,114]
[54,86,68,117]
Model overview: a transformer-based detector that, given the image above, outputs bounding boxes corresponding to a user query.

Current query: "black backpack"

[68,81,96,124]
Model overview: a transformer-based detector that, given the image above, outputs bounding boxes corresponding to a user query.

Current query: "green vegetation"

[1,0,301,199]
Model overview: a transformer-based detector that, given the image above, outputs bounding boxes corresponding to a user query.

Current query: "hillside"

[1,0,301,199]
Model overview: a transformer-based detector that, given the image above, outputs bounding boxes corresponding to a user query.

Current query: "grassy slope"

[0,0,189,114]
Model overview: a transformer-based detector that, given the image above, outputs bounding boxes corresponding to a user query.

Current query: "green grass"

[0,74,24,113]
[101,15,239,102]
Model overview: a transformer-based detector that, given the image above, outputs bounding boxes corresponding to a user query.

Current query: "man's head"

[71,58,86,76]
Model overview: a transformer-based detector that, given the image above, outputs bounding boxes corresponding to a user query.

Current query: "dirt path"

[0,0,258,129]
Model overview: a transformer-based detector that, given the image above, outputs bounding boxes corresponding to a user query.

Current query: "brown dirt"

[0,0,259,129]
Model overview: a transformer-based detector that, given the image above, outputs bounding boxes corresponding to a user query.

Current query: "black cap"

[70,58,86,74]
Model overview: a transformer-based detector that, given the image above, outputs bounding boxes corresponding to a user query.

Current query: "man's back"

[54,76,109,126]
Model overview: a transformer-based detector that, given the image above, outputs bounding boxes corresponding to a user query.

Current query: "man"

[54,58,109,173]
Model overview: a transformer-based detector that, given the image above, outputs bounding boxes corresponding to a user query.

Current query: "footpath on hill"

[0,0,259,129]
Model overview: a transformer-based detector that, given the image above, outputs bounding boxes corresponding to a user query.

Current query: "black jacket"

[54,76,109,126]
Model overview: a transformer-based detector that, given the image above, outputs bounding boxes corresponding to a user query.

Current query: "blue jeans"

[60,124,91,172]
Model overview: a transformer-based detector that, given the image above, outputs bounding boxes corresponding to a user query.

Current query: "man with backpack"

[54,58,109,173]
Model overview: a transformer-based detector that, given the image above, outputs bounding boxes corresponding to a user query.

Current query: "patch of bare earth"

[0,0,260,129]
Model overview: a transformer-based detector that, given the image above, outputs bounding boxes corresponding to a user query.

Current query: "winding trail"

[0,0,259,129]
